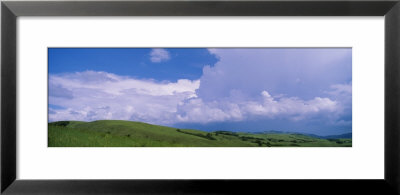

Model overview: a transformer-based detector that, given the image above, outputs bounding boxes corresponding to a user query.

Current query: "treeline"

[49,121,70,127]
[214,131,271,146]
[176,129,216,140]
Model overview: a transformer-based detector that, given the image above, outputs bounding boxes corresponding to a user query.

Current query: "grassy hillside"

[48,120,352,147]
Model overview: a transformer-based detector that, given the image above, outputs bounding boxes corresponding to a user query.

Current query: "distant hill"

[256,130,352,139]
[48,120,352,147]
[321,133,352,139]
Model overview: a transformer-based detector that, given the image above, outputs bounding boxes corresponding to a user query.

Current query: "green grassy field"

[48,120,352,147]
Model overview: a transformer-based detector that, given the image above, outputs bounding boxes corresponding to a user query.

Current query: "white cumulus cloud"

[150,48,170,63]
[49,70,345,126]
[175,90,339,124]
[49,71,199,124]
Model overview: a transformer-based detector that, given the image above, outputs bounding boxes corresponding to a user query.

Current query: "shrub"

[49,121,70,127]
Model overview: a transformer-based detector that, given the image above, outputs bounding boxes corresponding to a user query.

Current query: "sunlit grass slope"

[48,120,351,147]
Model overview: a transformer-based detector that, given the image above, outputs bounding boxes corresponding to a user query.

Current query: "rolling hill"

[48,120,352,147]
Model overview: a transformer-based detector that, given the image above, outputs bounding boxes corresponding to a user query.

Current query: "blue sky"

[49,48,352,136]
[49,48,218,81]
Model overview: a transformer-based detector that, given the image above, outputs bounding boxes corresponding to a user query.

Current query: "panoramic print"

[48,48,352,147]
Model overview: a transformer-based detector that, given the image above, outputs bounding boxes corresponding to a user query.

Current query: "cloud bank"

[49,71,199,124]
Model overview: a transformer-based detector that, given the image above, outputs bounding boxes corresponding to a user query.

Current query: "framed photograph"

[2,0,400,194]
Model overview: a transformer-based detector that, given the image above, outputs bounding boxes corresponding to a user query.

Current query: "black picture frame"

[2,0,400,194]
